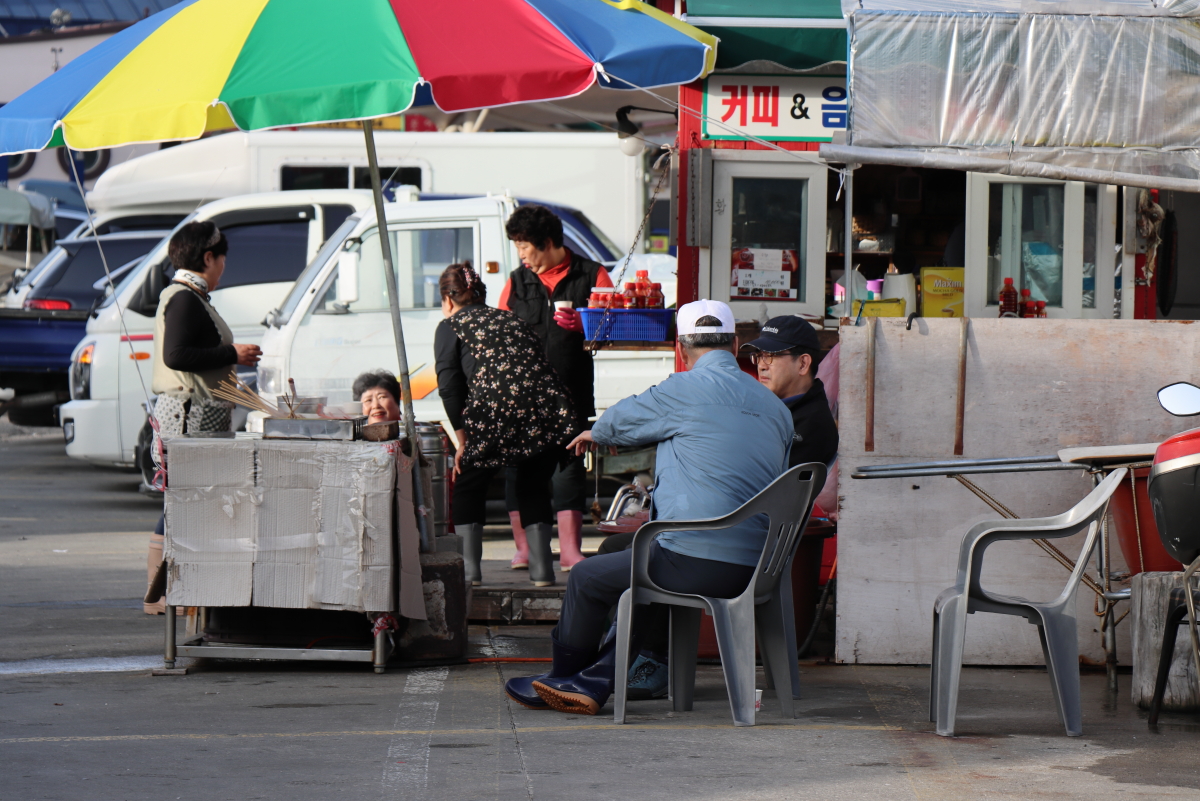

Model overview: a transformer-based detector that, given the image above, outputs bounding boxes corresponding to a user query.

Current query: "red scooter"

[1146,382,1200,725]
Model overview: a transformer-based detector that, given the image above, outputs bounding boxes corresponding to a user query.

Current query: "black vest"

[506,251,605,420]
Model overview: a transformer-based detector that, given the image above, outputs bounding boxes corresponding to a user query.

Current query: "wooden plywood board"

[837,318,1200,664]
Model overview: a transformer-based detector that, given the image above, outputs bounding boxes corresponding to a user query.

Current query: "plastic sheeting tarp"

[841,4,1200,188]
[820,143,1200,192]
[0,187,53,228]
[844,1,1200,15]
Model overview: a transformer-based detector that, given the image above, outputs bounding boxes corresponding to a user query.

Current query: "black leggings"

[453,448,560,528]
[504,452,587,514]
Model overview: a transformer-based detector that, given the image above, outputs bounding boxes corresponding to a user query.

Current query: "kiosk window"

[728,177,807,302]
[987,183,1065,308]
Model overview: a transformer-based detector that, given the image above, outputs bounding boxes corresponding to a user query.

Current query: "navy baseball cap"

[742,315,821,353]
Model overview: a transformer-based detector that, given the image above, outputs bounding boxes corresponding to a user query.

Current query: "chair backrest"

[628,462,826,603]
[746,463,827,600]
[966,467,1126,594]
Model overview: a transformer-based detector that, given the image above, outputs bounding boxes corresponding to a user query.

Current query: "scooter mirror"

[1158,382,1200,416]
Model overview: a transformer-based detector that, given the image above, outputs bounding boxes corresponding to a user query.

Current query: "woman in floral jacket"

[434,263,577,588]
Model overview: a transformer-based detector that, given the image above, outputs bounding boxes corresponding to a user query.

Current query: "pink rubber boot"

[556,510,587,571]
[509,511,529,570]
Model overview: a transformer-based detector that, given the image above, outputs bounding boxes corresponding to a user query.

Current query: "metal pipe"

[363,120,432,554]
[954,317,969,456]
[851,462,1083,479]
[373,629,388,674]
[843,166,854,319]
[855,454,1062,473]
[164,605,176,670]
[864,317,875,452]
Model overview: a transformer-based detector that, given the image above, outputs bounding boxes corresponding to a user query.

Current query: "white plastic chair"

[930,468,1126,737]
[613,463,826,727]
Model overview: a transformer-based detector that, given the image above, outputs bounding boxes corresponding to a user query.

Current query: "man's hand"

[234,343,262,367]
[553,307,584,333]
[567,430,595,456]
[567,430,618,457]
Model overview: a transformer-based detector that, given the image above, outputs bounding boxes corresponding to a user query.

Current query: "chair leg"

[710,598,759,727]
[1039,613,1083,737]
[613,590,635,725]
[756,600,798,719]
[929,604,941,724]
[669,606,701,713]
[776,570,802,700]
[931,592,968,737]
[1149,601,1189,727]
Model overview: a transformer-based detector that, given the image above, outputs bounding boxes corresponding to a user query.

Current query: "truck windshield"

[276,214,360,326]
[573,210,621,262]
[99,213,195,310]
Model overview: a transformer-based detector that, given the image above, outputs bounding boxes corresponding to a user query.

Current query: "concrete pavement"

[3,414,1200,800]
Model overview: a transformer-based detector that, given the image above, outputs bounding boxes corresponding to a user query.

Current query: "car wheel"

[135,417,157,488]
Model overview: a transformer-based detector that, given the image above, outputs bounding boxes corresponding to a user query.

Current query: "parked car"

[0,231,172,426]
[2,209,186,306]
[61,189,378,466]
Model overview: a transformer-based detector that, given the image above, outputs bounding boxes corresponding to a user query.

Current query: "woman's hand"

[453,429,467,475]
[553,307,584,333]
[233,343,262,367]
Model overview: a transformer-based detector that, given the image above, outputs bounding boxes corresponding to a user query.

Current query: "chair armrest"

[626,462,826,596]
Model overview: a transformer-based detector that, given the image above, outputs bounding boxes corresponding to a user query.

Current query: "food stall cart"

[156,424,461,674]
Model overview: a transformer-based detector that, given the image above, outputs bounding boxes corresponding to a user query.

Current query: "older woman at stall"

[353,370,402,424]
[434,262,577,588]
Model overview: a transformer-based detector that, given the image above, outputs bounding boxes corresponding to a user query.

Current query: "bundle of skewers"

[212,377,281,416]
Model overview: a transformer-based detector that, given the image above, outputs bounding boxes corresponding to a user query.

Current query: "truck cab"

[259,196,674,423]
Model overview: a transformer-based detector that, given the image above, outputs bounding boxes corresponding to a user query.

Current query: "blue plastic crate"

[580,308,675,341]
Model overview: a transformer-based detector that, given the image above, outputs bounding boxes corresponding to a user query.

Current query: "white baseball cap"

[677,300,735,335]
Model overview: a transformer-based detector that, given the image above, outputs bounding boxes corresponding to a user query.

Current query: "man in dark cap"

[741,315,838,469]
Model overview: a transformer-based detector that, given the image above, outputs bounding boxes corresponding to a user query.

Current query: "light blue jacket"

[591,349,793,567]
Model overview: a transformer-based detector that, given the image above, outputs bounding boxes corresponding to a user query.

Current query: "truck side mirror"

[337,245,359,305]
[1158,382,1200,417]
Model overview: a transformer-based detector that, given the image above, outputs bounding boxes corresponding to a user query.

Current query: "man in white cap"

[504,300,793,715]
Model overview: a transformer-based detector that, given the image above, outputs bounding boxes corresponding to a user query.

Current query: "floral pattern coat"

[447,304,577,469]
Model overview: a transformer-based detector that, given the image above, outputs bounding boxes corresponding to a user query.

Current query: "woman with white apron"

[143,221,261,614]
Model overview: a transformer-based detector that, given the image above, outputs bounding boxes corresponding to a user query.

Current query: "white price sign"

[702,75,847,142]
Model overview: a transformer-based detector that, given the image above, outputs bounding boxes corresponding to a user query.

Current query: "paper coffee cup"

[754,689,762,712]
[554,301,574,311]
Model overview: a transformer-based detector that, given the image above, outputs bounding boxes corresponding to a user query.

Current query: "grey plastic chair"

[613,462,826,727]
[930,468,1126,737]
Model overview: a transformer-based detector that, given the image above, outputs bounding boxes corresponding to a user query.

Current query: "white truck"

[63,190,674,475]
[257,195,673,423]
[87,129,645,255]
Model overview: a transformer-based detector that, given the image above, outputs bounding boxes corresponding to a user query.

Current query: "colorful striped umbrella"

[0,0,716,154]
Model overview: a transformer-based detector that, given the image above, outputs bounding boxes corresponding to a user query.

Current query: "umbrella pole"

[363,120,433,554]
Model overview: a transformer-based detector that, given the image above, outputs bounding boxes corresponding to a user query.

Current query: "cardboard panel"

[164,488,258,564]
[166,561,252,607]
[252,563,314,608]
[256,440,323,489]
[166,439,255,489]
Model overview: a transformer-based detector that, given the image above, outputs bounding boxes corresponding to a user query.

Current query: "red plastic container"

[1108,466,1182,574]
[696,522,835,659]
